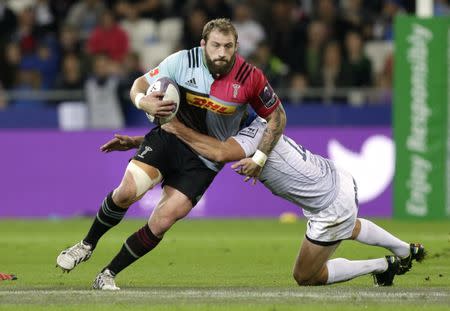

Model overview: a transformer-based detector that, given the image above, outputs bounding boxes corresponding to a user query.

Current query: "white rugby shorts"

[303,167,358,245]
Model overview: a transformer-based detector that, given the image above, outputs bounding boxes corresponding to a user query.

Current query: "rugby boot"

[56,240,93,272]
[92,269,120,290]
[373,255,401,286]
[397,243,426,275]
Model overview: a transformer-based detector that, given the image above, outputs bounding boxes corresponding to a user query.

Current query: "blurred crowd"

[0,0,449,126]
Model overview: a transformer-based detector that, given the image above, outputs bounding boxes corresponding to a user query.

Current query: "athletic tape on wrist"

[252,150,267,167]
[134,93,145,109]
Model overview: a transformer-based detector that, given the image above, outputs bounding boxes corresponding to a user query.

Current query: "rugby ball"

[146,77,180,125]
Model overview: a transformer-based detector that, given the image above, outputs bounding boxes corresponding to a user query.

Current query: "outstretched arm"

[162,118,246,162]
[100,134,144,153]
[99,118,246,162]
[236,104,286,181]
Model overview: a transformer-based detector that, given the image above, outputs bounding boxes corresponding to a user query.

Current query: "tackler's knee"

[293,272,321,286]
[293,266,327,286]
[293,271,309,286]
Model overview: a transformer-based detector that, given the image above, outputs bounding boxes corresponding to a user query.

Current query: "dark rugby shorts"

[133,127,217,206]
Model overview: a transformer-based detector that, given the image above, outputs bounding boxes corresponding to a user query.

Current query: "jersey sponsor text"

[186,92,237,115]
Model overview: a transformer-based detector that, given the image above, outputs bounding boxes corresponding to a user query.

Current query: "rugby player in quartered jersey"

[141,46,281,171]
[144,47,279,138]
[56,19,288,290]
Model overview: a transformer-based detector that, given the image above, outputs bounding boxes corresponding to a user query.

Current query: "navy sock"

[83,192,128,249]
[106,224,161,275]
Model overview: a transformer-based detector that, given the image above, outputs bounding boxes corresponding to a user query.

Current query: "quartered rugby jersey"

[144,47,280,143]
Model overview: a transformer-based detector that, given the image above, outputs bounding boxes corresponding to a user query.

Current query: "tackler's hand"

[231,158,262,185]
[100,134,139,152]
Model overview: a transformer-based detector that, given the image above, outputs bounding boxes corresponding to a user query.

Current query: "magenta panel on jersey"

[0,127,392,218]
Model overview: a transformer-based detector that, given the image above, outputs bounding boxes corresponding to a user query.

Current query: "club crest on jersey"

[137,146,153,158]
[186,92,236,115]
[259,82,278,108]
[149,67,159,77]
[232,83,240,99]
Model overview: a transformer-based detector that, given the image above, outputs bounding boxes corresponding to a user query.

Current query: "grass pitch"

[0,218,449,310]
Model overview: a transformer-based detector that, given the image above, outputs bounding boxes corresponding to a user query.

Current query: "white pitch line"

[1,289,449,300]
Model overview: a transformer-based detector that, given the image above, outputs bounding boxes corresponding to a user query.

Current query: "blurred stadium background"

[0,0,425,126]
[0,0,449,309]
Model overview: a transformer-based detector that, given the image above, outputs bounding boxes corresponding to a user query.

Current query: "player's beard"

[205,51,236,77]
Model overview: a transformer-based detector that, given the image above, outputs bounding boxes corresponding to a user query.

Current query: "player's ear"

[200,39,206,47]
[235,41,239,52]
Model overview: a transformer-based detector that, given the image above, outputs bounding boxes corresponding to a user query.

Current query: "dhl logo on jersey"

[186,93,236,115]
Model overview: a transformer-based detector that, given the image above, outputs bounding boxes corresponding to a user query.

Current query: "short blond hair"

[202,18,238,43]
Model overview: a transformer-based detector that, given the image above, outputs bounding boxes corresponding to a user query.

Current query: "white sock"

[326,258,387,284]
[356,218,410,258]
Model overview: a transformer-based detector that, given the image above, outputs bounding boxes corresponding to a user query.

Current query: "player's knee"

[293,271,309,286]
[148,214,176,236]
[127,161,161,195]
[293,270,325,286]
[293,273,319,286]
[112,183,136,207]
[150,205,189,236]
[149,190,193,236]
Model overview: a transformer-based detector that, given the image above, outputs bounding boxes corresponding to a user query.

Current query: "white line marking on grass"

[1,288,449,300]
